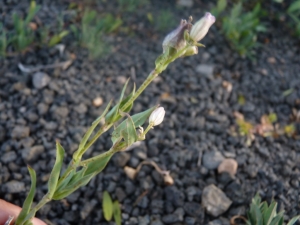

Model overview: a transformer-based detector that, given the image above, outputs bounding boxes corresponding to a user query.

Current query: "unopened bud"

[162,19,192,52]
[190,12,215,42]
[149,107,165,126]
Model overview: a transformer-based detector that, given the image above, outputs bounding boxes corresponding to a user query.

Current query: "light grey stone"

[32,72,50,89]
[202,184,232,217]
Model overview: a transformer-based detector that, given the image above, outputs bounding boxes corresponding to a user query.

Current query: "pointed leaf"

[120,112,138,146]
[47,142,65,198]
[287,215,300,225]
[113,200,122,225]
[105,79,130,123]
[269,213,284,225]
[264,201,278,225]
[24,1,40,25]
[55,169,75,192]
[52,173,95,200]
[288,1,300,13]
[83,150,115,176]
[103,191,113,221]
[15,166,36,225]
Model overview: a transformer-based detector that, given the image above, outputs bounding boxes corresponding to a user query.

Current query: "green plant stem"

[57,68,160,188]
[78,124,112,159]
[121,69,158,111]
[20,50,181,224]
[30,195,50,213]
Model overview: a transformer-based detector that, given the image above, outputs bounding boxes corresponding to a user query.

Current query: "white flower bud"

[190,12,215,42]
[149,107,165,126]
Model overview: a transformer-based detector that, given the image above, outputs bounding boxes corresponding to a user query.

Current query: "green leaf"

[111,106,157,144]
[264,201,278,225]
[23,221,33,225]
[288,1,300,13]
[55,169,75,192]
[120,112,138,146]
[47,142,65,198]
[73,100,112,160]
[52,173,95,200]
[231,2,242,18]
[15,166,36,225]
[105,79,130,123]
[287,215,300,225]
[48,31,69,47]
[113,200,122,225]
[83,150,115,176]
[64,166,88,188]
[24,1,41,25]
[218,0,227,12]
[269,213,284,225]
[103,191,113,221]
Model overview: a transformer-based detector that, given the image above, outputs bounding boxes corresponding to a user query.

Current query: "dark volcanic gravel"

[1,1,300,225]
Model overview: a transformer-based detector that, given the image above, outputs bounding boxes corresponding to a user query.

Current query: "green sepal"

[47,142,65,198]
[105,79,130,123]
[195,42,205,47]
[103,191,113,221]
[73,100,112,160]
[184,29,189,41]
[15,166,36,225]
[111,105,157,144]
[119,111,138,147]
[52,173,95,200]
[113,200,122,225]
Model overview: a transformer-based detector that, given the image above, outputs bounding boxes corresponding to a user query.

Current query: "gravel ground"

[1,1,300,225]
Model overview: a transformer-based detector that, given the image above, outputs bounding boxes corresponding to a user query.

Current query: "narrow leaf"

[288,1,300,13]
[15,166,36,225]
[103,191,113,221]
[105,79,130,123]
[55,169,75,192]
[113,200,122,225]
[47,142,65,198]
[83,151,114,176]
[269,214,284,225]
[287,215,300,225]
[264,201,278,225]
[23,221,33,225]
[52,173,95,200]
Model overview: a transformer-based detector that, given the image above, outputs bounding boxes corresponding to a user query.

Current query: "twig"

[230,215,247,225]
